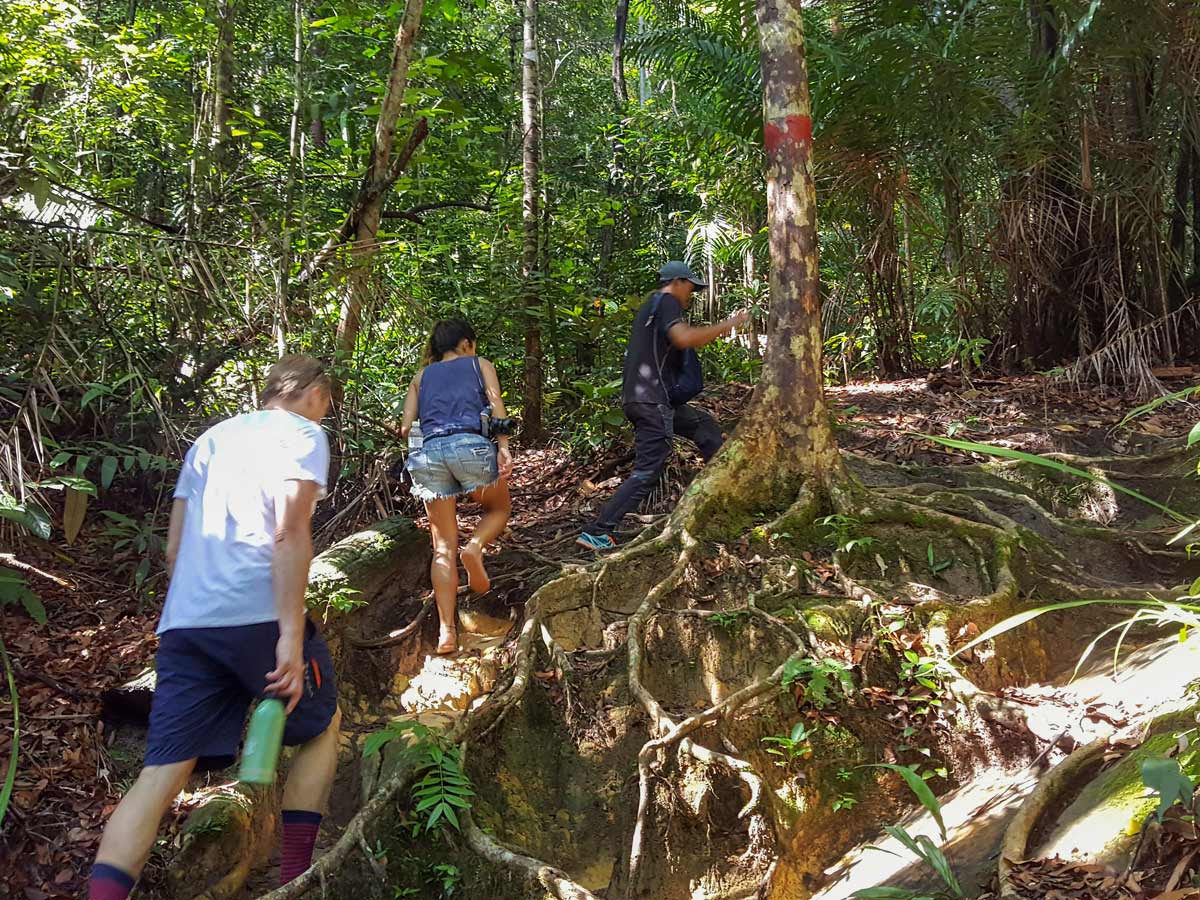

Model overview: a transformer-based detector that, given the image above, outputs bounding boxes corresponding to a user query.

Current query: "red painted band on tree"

[764,114,813,156]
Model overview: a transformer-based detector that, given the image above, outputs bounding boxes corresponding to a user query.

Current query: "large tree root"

[996,736,1111,899]
[461,741,600,900]
[462,809,600,900]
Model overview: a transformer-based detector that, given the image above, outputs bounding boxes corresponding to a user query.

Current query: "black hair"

[425,317,477,364]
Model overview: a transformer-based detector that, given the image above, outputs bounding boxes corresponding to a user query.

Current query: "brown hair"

[262,355,329,405]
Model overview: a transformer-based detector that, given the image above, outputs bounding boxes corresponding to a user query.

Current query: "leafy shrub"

[364,721,475,834]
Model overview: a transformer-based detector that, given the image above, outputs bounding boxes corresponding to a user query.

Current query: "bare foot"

[460,542,491,595]
[436,625,458,655]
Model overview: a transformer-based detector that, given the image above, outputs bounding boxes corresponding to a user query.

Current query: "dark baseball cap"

[657,260,708,290]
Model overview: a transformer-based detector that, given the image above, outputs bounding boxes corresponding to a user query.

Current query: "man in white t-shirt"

[89,356,340,900]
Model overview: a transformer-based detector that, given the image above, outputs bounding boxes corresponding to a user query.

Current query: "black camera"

[480,413,518,438]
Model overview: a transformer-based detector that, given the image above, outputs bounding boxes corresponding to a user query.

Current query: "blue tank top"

[418,356,488,439]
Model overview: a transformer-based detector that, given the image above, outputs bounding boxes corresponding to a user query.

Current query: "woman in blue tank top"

[400,318,513,654]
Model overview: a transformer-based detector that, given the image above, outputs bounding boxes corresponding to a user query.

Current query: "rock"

[459,607,512,637]
[165,783,279,900]
[401,656,487,713]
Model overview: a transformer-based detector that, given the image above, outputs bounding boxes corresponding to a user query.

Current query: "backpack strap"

[647,292,674,402]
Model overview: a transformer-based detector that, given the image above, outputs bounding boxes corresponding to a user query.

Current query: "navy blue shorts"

[145,619,338,771]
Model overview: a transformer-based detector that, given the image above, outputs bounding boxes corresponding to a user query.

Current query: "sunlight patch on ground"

[828,380,927,397]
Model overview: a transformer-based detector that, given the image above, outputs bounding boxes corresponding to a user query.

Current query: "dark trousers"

[592,402,724,535]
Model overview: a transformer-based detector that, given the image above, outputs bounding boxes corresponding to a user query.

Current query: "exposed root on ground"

[997,736,1113,899]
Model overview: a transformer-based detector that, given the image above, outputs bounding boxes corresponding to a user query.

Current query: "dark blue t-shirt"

[622,292,684,406]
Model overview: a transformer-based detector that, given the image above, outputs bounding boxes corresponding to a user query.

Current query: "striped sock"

[89,862,135,900]
[280,809,322,884]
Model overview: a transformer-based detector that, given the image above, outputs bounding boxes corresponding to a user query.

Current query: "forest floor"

[2,372,1198,899]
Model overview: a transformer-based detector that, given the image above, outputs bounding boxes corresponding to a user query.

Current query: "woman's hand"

[497,445,513,479]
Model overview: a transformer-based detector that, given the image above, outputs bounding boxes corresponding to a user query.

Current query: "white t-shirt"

[157,409,330,634]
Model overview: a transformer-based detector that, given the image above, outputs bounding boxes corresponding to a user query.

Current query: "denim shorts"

[146,619,337,771]
[406,432,498,501]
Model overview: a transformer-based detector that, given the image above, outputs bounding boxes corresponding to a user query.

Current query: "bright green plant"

[318,586,366,615]
[364,721,475,834]
[1140,756,1196,823]
[944,416,983,439]
[926,543,953,578]
[952,596,1200,679]
[920,435,1189,524]
[558,378,625,452]
[0,518,49,829]
[833,791,859,812]
[709,608,751,631]
[0,570,46,627]
[781,656,855,709]
[0,491,50,540]
[817,514,878,555]
[429,862,462,897]
[1116,383,1200,430]
[762,721,814,763]
[48,439,173,490]
[899,651,949,696]
[1166,420,1200,553]
[833,767,860,812]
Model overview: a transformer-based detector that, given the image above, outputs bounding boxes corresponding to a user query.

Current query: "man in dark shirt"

[578,261,748,550]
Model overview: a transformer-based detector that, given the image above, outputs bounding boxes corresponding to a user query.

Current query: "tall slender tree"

[613,0,630,107]
[520,0,545,440]
[331,0,425,381]
[691,0,842,512]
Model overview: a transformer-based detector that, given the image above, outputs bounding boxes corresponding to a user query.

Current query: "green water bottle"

[238,698,287,784]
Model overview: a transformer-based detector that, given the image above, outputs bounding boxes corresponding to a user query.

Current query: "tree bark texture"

[717,0,842,497]
[332,0,426,366]
[187,0,238,232]
[1192,140,1200,278]
[521,0,545,441]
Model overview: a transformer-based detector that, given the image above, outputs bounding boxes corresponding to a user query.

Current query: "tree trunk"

[520,0,545,441]
[685,0,842,519]
[1168,127,1191,311]
[1030,0,1058,60]
[186,0,238,233]
[331,0,425,391]
[209,0,237,165]
[612,0,630,108]
[1192,140,1200,279]
[277,0,305,356]
[637,17,651,103]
